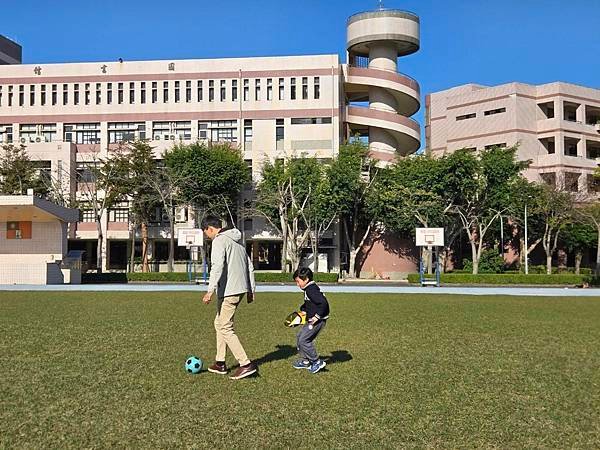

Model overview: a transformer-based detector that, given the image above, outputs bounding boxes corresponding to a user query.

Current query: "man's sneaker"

[292,359,311,370]
[309,359,326,374]
[207,362,228,375]
[229,362,257,380]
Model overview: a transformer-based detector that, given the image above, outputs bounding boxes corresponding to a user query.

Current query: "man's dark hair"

[201,216,223,230]
[293,267,313,281]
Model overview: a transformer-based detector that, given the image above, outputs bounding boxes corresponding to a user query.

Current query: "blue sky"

[3,0,600,135]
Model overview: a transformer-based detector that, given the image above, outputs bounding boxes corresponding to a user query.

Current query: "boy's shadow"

[255,345,353,366]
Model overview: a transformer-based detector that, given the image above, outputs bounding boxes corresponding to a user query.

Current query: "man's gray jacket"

[207,227,256,299]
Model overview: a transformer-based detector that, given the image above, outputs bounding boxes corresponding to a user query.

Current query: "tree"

[575,201,600,276]
[254,157,322,272]
[0,143,47,195]
[452,145,528,274]
[532,184,574,274]
[561,222,596,274]
[325,141,383,278]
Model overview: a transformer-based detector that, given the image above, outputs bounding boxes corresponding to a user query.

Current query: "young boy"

[292,267,330,374]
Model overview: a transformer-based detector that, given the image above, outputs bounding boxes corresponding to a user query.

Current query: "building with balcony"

[426,82,600,194]
[0,8,421,276]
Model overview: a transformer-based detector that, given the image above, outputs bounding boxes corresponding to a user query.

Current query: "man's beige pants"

[214,294,250,366]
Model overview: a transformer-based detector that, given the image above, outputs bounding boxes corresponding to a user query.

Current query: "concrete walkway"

[1,284,599,297]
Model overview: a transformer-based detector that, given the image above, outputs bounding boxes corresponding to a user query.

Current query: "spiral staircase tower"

[344,9,421,162]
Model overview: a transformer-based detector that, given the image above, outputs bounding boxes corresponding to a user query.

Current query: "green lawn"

[1,292,599,449]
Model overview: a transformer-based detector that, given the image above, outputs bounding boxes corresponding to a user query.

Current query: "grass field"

[1,291,599,449]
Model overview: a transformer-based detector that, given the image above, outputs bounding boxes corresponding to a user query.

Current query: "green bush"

[407,273,595,285]
[82,271,339,284]
[462,249,506,273]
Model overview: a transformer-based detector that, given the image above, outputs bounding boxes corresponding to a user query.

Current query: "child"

[292,267,330,374]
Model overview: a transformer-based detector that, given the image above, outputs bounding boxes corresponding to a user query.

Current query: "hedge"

[407,273,596,285]
[82,272,339,284]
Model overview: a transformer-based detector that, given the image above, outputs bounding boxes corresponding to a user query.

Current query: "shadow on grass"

[255,345,353,367]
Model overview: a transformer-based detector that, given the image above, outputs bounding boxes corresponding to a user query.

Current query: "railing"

[347,61,420,89]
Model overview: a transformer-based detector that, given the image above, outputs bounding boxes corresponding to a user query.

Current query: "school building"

[0,9,422,277]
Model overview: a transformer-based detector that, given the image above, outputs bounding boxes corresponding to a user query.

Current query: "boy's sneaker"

[229,362,257,380]
[292,359,311,370]
[309,359,326,374]
[207,362,228,375]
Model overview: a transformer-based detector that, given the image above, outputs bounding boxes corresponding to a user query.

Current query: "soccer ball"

[284,311,307,327]
[185,355,203,374]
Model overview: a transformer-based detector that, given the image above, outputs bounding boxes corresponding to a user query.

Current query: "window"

[244,119,253,143]
[565,172,580,192]
[0,125,13,143]
[74,84,80,105]
[278,78,284,100]
[232,80,238,101]
[243,79,249,101]
[62,84,68,105]
[0,85,2,107]
[108,122,145,143]
[564,137,579,157]
[186,81,191,102]
[19,85,24,106]
[208,120,238,143]
[290,78,296,100]
[290,117,332,124]
[107,83,113,104]
[163,81,169,102]
[314,77,320,99]
[484,107,506,116]
[484,143,506,150]
[174,81,180,103]
[8,86,13,106]
[51,84,57,105]
[266,78,272,101]
[220,80,226,101]
[95,83,101,104]
[456,113,476,121]
[255,79,260,101]
[67,123,101,144]
[276,118,284,150]
[198,122,208,139]
[76,162,97,183]
[302,77,308,99]
[109,205,129,222]
[208,80,214,102]
[118,83,123,104]
[29,85,35,106]
[41,85,46,106]
[197,80,203,101]
[152,82,157,103]
[588,174,600,193]
[141,82,146,104]
[84,83,90,105]
[152,121,192,141]
[6,221,32,239]
[129,82,135,103]
[81,209,95,222]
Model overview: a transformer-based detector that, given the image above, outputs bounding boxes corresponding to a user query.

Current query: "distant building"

[0,9,422,277]
[0,35,22,65]
[426,82,600,194]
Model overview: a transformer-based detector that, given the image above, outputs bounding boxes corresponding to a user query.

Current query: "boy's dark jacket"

[299,281,330,320]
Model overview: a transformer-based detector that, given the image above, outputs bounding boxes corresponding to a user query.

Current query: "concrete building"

[0,35,21,65]
[0,8,421,276]
[426,82,600,194]
[0,193,80,284]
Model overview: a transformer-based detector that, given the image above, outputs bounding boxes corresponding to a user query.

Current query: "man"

[201,216,257,380]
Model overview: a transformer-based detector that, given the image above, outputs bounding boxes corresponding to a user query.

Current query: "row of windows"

[0,77,322,108]
[0,117,332,144]
[455,107,506,121]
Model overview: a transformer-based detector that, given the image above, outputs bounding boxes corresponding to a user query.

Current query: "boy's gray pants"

[296,320,326,362]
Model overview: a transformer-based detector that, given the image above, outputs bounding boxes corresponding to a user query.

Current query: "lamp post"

[524,203,529,275]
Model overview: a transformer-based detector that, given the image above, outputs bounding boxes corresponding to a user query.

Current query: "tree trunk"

[313,225,319,273]
[96,219,103,274]
[470,241,479,275]
[168,210,175,272]
[546,254,552,275]
[575,251,582,275]
[141,222,149,273]
[129,223,136,273]
[349,249,358,278]
[596,227,600,277]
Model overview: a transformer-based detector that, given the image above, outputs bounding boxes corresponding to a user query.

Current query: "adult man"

[201,216,257,380]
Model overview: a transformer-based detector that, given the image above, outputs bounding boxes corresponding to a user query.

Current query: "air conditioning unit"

[170,134,176,140]
[153,135,161,140]
[35,136,42,143]
[175,207,187,223]
[20,137,27,143]
[161,210,170,223]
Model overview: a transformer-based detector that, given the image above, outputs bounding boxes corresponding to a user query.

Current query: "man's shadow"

[255,345,353,366]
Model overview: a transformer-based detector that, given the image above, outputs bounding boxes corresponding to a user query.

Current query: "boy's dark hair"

[201,216,223,230]
[293,267,313,281]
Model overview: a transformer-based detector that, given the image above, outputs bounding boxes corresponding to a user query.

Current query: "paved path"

[1,284,599,297]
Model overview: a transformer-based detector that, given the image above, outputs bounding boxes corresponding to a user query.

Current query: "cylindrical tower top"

[346,10,420,57]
